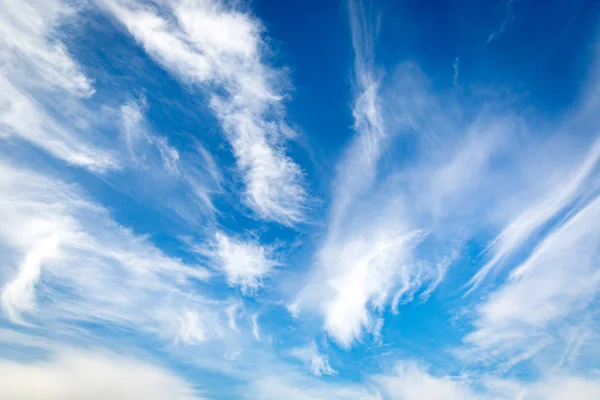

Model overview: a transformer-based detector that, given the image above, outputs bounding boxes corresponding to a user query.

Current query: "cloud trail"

[100,0,308,225]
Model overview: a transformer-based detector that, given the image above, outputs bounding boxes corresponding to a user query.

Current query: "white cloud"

[1,234,60,323]
[374,361,476,400]
[0,0,219,222]
[249,374,377,400]
[555,324,593,370]
[321,229,426,348]
[296,0,596,350]
[0,158,225,343]
[374,361,600,400]
[348,0,385,165]
[200,232,278,295]
[307,6,600,347]
[177,309,225,345]
[294,178,456,348]
[293,2,452,349]
[289,342,336,377]
[121,100,180,174]
[487,0,515,44]
[482,375,600,400]
[115,99,220,222]
[2,1,599,398]
[0,0,120,172]
[465,194,600,368]
[292,0,392,348]
[0,0,93,97]
[0,349,202,400]
[101,0,307,225]
[453,57,459,85]
[226,301,244,332]
[517,376,600,400]
[467,136,600,292]
[328,0,385,228]
[252,313,261,342]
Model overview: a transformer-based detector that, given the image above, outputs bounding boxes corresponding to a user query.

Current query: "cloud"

[0,158,225,343]
[297,0,597,351]
[374,360,600,400]
[293,1,453,349]
[487,0,516,44]
[292,0,393,348]
[465,194,600,368]
[516,376,600,400]
[0,349,202,400]
[226,301,244,332]
[248,374,377,400]
[467,136,600,292]
[318,228,428,348]
[374,361,476,400]
[177,309,225,345]
[115,99,220,222]
[202,232,278,295]
[295,0,597,353]
[0,0,120,171]
[252,313,261,342]
[0,0,94,96]
[2,1,600,398]
[100,0,308,225]
[120,100,180,174]
[0,0,219,223]
[293,178,443,348]
[289,342,336,377]
[453,57,459,85]
[328,0,385,227]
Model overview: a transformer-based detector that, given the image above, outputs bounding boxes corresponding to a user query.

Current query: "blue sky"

[1,0,600,398]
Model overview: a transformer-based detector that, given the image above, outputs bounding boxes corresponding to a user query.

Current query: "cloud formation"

[0,158,220,343]
[465,195,600,369]
[101,0,308,225]
[207,232,278,295]
[0,349,201,400]
[1,0,599,398]
[0,0,119,171]
[289,342,337,377]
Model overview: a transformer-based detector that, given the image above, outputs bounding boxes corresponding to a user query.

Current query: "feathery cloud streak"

[100,0,307,225]
[293,0,451,348]
[0,158,223,344]
[0,0,119,171]
[0,348,202,400]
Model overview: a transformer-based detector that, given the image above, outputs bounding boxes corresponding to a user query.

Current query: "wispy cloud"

[100,0,308,225]
[293,1,458,349]
[115,99,221,223]
[248,373,377,400]
[0,347,202,400]
[464,195,600,369]
[292,0,395,348]
[0,158,224,343]
[487,0,516,44]
[374,361,476,400]
[374,360,600,400]
[0,0,220,225]
[0,0,119,171]
[453,57,460,85]
[1,0,599,397]
[199,232,278,295]
[251,313,261,342]
[467,136,600,292]
[289,342,337,377]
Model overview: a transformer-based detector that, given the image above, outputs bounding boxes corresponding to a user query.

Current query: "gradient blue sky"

[1,0,600,399]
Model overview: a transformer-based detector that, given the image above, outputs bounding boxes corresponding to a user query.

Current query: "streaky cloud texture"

[1,0,600,398]
[100,0,308,225]
[0,348,202,400]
